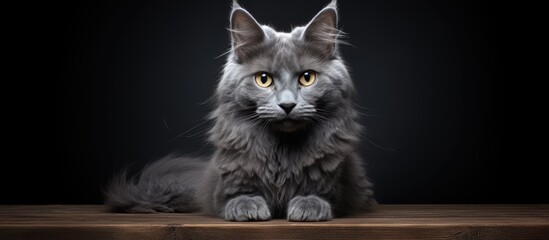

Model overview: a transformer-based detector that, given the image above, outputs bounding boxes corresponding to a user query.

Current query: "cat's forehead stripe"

[271,34,300,72]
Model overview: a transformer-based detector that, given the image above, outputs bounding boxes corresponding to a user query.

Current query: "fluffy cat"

[106,0,375,222]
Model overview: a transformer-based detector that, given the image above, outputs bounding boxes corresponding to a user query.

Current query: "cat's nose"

[278,103,296,114]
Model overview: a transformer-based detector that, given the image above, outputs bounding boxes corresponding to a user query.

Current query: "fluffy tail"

[105,155,208,213]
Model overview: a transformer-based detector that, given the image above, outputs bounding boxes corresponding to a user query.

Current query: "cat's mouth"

[273,119,306,132]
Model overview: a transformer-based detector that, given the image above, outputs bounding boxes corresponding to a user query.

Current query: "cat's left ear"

[230,1,265,62]
[302,0,339,57]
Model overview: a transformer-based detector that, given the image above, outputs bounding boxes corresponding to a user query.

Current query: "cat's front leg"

[287,195,333,222]
[224,195,271,221]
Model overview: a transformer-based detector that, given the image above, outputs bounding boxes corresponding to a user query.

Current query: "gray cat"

[106,0,375,222]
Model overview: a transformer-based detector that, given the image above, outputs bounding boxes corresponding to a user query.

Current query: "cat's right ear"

[230,2,265,62]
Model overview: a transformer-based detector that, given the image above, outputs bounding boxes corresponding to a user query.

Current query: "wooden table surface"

[1,205,548,239]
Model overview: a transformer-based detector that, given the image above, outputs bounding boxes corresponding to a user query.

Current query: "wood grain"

[0,205,548,239]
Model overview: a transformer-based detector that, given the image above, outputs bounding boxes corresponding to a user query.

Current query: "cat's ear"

[302,0,339,57]
[230,2,265,61]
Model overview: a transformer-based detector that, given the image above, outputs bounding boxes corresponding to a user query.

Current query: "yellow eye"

[299,70,316,86]
[255,72,273,87]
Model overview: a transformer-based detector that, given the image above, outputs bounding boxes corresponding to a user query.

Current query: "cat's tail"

[105,155,208,213]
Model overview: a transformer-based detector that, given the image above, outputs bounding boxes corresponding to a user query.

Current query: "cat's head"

[216,0,355,133]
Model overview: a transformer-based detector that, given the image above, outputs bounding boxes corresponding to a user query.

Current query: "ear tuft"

[232,0,241,10]
[327,0,338,10]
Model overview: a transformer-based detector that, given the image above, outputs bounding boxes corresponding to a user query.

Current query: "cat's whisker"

[352,101,372,111]
[215,43,235,59]
[300,110,317,114]
[183,127,211,138]
[313,108,335,114]
[351,102,380,117]
[362,136,396,152]
[192,142,211,157]
[197,95,216,106]
[168,118,213,143]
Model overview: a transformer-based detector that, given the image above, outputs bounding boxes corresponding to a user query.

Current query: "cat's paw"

[224,195,271,221]
[287,195,333,222]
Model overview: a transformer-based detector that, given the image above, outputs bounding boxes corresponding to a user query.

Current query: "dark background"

[3,0,546,204]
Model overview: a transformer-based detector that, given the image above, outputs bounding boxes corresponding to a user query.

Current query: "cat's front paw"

[224,195,271,221]
[287,195,333,222]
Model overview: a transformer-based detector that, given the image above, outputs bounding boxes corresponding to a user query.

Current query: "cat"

[105,0,375,222]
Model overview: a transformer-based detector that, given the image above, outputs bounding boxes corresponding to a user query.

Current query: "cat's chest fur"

[262,152,343,215]
[217,144,344,217]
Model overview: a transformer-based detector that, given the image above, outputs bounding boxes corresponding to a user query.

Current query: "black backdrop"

[2,0,547,204]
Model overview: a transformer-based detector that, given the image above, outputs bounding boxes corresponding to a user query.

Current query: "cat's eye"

[255,72,273,88]
[299,70,317,86]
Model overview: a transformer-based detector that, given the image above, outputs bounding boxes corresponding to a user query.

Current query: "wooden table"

[1,205,548,239]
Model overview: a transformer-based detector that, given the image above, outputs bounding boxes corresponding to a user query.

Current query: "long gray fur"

[105,0,375,221]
